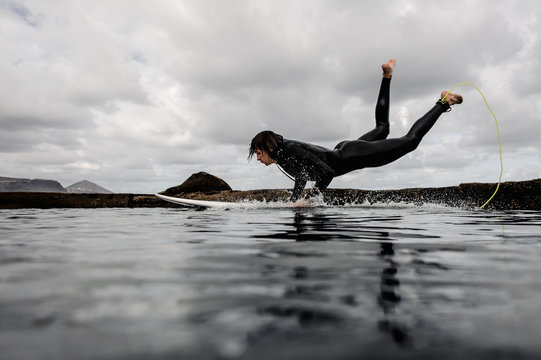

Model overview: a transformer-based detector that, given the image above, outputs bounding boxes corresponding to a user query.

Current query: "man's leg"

[335,60,395,150]
[336,92,462,173]
[358,59,395,142]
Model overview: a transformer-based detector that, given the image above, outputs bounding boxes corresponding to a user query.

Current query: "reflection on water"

[254,210,414,348]
[1,207,541,359]
[378,242,408,345]
[252,210,397,241]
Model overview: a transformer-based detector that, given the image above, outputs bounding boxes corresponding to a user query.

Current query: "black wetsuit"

[270,78,451,202]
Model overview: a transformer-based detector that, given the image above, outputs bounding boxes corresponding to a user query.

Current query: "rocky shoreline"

[1,178,540,210]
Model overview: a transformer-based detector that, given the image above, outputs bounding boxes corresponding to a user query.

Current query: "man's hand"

[288,198,311,207]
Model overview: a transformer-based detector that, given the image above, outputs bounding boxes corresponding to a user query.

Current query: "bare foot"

[440,91,463,105]
[382,59,396,78]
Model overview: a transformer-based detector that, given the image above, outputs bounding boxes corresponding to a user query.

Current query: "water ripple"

[1,207,540,359]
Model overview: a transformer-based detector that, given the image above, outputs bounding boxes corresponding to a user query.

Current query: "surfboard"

[154,193,325,209]
[155,193,234,208]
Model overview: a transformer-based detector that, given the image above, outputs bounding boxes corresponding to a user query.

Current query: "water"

[1,205,541,360]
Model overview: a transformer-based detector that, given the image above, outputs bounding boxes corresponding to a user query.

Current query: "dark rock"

[0,177,66,193]
[457,178,541,210]
[0,193,183,209]
[162,172,232,195]
[1,178,540,210]
[161,178,541,211]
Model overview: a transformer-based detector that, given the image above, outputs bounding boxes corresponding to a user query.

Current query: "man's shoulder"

[281,139,331,154]
[281,138,304,146]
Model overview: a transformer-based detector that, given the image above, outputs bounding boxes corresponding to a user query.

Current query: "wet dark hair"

[248,130,283,160]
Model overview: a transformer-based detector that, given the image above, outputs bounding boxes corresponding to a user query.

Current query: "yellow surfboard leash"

[441,83,503,209]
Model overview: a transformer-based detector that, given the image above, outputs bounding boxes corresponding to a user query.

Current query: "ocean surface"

[1,204,541,360]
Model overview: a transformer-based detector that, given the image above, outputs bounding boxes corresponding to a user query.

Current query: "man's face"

[256,149,274,166]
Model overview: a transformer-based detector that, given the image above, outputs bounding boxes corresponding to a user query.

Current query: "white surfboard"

[155,193,234,208]
[154,193,326,209]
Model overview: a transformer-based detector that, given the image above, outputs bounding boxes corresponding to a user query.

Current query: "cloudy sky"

[1,0,540,193]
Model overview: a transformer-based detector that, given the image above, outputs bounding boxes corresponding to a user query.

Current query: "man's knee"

[375,125,390,140]
[405,136,420,152]
[381,125,390,138]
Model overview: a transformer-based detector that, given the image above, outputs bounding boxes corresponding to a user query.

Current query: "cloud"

[9,1,40,27]
[1,0,540,193]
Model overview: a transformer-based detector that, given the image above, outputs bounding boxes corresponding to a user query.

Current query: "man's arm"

[290,178,307,202]
[287,147,335,202]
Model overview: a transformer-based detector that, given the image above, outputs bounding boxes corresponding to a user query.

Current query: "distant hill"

[0,176,66,193]
[66,180,112,194]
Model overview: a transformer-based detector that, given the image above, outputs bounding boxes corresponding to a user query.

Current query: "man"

[249,59,463,204]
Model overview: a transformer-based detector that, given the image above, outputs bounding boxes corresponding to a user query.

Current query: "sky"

[1,0,540,193]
